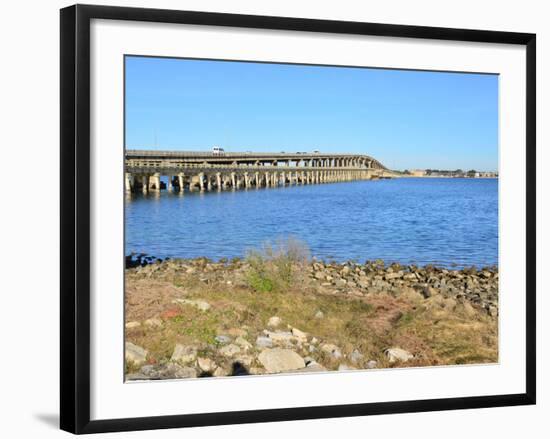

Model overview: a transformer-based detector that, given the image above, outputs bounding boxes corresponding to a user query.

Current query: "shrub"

[245,237,310,292]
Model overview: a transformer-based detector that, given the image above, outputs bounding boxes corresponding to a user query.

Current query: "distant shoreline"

[398,175,498,179]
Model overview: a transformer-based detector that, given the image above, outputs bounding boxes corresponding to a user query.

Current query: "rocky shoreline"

[125,256,498,381]
[308,259,498,316]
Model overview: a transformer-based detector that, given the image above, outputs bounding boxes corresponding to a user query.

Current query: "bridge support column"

[216,172,222,190]
[125,173,133,192]
[150,173,161,191]
[231,172,236,189]
[198,173,205,191]
[244,172,250,188]
[178,173,185,192]
[167,175,174,191]
[265,172,270,187]
[281,171,286,186]
[207,175,213,191]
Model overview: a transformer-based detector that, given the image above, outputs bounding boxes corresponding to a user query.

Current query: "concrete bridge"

[125,149,394,193]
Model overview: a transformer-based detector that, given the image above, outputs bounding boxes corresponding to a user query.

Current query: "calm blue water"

[125,178,498,268]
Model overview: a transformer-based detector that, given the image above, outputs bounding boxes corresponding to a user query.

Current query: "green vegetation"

[245,237,310,293]
[124,241,498,373]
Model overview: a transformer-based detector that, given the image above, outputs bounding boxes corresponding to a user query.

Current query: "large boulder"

[258,348,306,373]
[125,342,148,366]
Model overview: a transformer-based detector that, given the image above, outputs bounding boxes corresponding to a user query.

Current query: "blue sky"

[125,56,498,171]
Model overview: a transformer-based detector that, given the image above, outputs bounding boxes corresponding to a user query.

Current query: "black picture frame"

[60,4,536,434]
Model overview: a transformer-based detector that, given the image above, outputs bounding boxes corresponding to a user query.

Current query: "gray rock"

[288,361,328,373]
[139,363,197,379]
[125,373,149,381]
[234,336,253,351]
[258,348,306,373]
[171,344,197,364]
[349,349,364,364]
[290,327,308,342]
[338,364,356,371]
[304,362,328,372]
[256,336,273,349]
[263,330,295,344]
[321,343,343,359]
[314,310,325,319]
[144,317,163,328]
[213,366,229,377]
[366,360,378,369]
[385,347,414,363]
[173,298,211,311]
[215,335,232,344]
[125,321,141,329]
[385,271,403,280]
[197,357,217,373]
[234,354,254,366]
[125,342,148,366]
[219,343,241,357]
[334,279,347,288]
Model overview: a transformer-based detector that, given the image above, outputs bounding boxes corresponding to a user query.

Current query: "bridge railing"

[125,164,377,174]
[124,150,387,170]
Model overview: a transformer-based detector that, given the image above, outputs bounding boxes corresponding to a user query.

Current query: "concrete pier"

[125,149,393,193]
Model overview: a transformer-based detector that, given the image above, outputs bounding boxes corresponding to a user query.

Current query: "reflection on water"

[125,178,498,268]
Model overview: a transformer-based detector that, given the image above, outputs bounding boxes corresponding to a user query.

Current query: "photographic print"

[123,56,499,381]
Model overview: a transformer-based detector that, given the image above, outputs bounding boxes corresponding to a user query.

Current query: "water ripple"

[125,178,498,269]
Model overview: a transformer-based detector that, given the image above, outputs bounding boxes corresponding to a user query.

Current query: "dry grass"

[125,243,498,372]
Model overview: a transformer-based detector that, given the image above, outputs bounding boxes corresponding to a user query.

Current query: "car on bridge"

[212,146,225,155]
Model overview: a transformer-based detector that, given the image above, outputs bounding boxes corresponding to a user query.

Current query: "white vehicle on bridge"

[212,146,225,155]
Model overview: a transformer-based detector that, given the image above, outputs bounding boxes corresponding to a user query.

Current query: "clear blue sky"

[125,56,498,171]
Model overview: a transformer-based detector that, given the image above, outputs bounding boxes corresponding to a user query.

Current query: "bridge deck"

[124,149,392,193]
[125,149,387,170]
